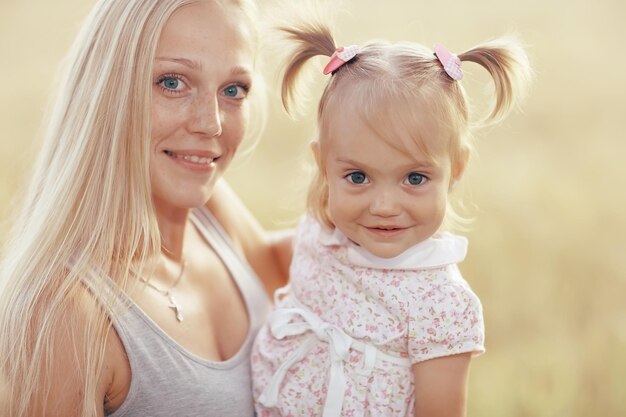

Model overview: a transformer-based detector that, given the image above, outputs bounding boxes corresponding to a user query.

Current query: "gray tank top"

[99,207,271,417]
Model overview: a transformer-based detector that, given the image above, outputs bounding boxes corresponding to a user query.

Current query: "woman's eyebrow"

[154,59,252,79]
[155,57,202,70]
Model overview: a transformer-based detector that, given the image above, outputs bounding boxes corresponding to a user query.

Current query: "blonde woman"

[0,0,291,416]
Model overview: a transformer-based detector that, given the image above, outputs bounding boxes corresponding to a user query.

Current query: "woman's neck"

[153,202,191,261]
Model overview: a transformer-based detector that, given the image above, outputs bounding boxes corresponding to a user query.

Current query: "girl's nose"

[368,189,401,217]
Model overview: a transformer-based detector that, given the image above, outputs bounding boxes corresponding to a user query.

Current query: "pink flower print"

[327,286,337,297]
[366,323,379,333]
[427,327,436,336]
[424,290,435,300]
[390,279,400,288]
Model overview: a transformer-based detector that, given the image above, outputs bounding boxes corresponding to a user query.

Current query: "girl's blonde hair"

[279,20,531,230]
[0,0,263,415]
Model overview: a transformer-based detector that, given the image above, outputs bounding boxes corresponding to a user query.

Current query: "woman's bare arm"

[28,291,116,417]
[207,180,293,296]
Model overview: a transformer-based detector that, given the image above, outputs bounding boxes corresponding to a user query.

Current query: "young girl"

[251,18,530,417]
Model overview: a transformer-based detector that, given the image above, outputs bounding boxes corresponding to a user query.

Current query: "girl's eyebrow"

[230,66,253,77]
[336,157,436,171]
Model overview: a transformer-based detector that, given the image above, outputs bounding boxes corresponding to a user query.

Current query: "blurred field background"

[1,0,625,416]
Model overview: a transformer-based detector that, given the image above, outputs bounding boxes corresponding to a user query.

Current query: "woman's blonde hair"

[0,0,263,415]
[279,18,531,230]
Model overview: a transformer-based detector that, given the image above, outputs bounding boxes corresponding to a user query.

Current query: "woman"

[0,0,291,416]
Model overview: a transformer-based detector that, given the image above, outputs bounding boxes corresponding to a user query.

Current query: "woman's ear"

[310,140,321,168]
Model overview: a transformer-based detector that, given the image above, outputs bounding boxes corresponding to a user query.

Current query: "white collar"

[318,225,467,270]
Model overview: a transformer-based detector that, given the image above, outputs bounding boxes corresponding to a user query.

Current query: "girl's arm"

[412,352,473,417]
[206,179,293,296]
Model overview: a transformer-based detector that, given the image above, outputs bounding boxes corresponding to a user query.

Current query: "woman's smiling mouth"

[163,149,219,166]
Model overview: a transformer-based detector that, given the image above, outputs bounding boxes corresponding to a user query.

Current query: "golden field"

[1,0,624,415]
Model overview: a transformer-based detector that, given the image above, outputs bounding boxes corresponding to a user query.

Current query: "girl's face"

[150,0,254,213]
[322,112,460,259]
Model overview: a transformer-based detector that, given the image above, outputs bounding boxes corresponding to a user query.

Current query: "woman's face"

[150,0,255,213]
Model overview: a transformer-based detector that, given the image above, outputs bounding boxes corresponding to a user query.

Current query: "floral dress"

[251,216,484,417]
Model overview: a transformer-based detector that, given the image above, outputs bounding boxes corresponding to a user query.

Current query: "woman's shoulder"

[205,180,291,295]
[20,284,125,416]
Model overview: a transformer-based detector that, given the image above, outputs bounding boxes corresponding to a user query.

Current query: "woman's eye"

[223,84,249,99]
[157,75,186,92]
[346,171,368,184]
[405,172,427,185]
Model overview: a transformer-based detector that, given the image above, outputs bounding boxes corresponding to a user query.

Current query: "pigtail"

[459,36,532,126]
[278,22,337,114]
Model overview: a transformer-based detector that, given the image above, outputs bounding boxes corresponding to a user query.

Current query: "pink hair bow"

[323,45,359,75]
[433,43,463,80]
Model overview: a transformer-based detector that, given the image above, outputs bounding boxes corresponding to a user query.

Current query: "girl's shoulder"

[404,264,485,363]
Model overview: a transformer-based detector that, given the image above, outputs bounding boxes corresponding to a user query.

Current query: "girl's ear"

[451,147,470,186]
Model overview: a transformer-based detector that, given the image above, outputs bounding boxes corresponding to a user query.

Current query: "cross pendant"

[167,294,184,322]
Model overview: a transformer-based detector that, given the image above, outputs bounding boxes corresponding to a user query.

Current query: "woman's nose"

[190,94,223,138]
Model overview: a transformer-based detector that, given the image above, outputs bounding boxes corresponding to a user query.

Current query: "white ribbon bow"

[258,307,354,417]
[258,291,412,416]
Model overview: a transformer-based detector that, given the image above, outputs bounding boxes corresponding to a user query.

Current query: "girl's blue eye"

[223,84,248,99]
[347,172,368,184]
[406,172,426,185]
[163,78,179,90]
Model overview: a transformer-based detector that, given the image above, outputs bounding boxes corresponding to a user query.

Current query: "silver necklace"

[139,257,187,322]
